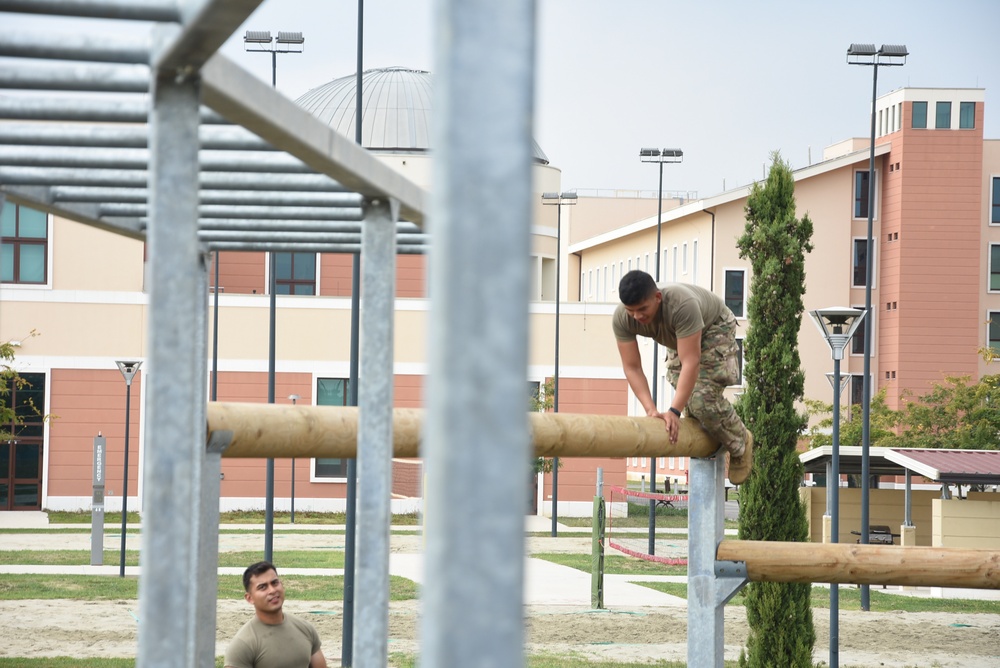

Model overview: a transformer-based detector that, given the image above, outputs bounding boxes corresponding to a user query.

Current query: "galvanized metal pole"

[830,356,842,668]
[860,58,880,612]
[352,197,397,668]
[342,4,365,660]
[119,378,132,578]
[649,159,663,555]
[687,452,747,668]
[136,68,208,668]
[551,198,560,537]
[265,249,275,563]
[422,1,535,665]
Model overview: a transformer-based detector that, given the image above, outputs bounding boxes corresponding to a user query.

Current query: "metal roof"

[801,446,1000,485]
[295,66,549,163]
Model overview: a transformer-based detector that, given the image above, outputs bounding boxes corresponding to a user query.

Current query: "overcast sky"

[6,1,1000,199]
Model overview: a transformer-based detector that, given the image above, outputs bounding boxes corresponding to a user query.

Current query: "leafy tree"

[893,375,1000,450]
[805,387,900,449]
[735,153,815,667]
[1,331,42,440]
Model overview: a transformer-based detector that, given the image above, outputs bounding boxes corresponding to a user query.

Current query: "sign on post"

[91,434,106,566]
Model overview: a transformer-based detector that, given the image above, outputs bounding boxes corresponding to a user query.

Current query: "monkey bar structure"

[3,3,999,668]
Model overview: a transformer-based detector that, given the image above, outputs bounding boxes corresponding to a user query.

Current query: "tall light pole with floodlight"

[847,42,907,611]
[244,29,305,563]
[639,147,682,554]
[810,307,865,668]
[541,191,577,537]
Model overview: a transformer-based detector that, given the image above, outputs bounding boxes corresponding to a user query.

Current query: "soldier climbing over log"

[613,270,753,484]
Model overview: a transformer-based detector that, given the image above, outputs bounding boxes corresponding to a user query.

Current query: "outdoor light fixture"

[639,145,683,556]
[809,307,865,360]
[243,30,273,44]
[541,191,578,537]
[115,360,141,579]
[810,306,865,668]
[847,42,907,612]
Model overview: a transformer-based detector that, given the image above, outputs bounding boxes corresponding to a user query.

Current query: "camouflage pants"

[665,309,748,455]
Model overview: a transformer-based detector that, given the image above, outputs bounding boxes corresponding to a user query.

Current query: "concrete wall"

[932,497,1000,549]
[801,486,940,546]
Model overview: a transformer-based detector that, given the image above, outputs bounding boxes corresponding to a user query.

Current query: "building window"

[850,305,867,355]
[935,101,951,129]
[692,240,698,284]
[724,269,745,318]
[314,378,350,479]
[733,338,744,386]
[989,312,1000,354]
[853,170,876,219]
[850,374,866,407]
[992,177,1000,225]
[0,204,48,285]
[960,102,975,129]
[274,252,316,295]
[990,245,1000,291]
[1,371,45,510]
[672,246,678,281]
[911,101,927,129]
[852,239,874,288]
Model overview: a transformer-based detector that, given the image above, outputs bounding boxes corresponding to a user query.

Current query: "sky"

[5,0,1000,199]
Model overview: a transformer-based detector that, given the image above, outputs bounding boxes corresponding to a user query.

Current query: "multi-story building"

[2,81,996,513]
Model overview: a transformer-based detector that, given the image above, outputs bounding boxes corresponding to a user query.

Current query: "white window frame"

[851,237,877,289]
[722,268,747,320]
[852,168,879,221]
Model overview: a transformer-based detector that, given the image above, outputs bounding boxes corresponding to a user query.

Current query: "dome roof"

[295,66,548,163]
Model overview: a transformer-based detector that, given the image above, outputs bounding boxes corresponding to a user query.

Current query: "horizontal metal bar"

[0,146,315,173]
[199,230,428,244]
[0,0,182,22]
[201,54,427,227]
[0,62,150,93]
[0,30,152,64]
[204,242,428,254]
[153,0,266,73]
[0,184,144,238]
[49,186,148,203]
[0,96,228,124]
[0,122,271,151]
[196,219,422,233]
[0,167,348,192]
[97,204,364,220]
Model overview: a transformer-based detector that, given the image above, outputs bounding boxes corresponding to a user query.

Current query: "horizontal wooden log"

[206,402,721,459]
[717,540,1000,589]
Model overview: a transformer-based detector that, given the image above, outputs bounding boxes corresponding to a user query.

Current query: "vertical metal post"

[212,252,219,402]
[265,249,276,563]
[422,0,535,665]
[352,197,397,668]
[91,434,106,566]
[551,199,560,538]
[860,58,879,612]
[904,470,913,526]
[687,452,746,668]
[830,356,842,668]
[137,65,207,668]
[649,159,663,555]
[119,378,133,578]
[343,5,365,661]
[591,468,604,609]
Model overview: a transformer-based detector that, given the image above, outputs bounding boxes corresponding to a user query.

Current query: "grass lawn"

[536,553,687,576]
[46,510,422,526]
[558,503,738,531]
[0,549,346,569]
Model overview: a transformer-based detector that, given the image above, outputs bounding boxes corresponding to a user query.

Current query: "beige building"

[2,81,998,514]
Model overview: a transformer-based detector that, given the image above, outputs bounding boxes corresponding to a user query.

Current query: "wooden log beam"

[205,402,721,459]
[717,540,1000,590]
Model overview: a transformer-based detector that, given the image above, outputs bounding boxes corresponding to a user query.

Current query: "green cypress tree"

[736,153,815,667]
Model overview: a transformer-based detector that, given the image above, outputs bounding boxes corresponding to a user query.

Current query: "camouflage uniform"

[665,308,748,456]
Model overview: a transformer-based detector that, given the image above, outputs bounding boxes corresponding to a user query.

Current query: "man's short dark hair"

[243,561,277,592]
[618,270,658,306]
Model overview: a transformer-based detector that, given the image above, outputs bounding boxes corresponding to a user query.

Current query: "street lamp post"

[810,307,865,668]
[847,42,907,611]
[115,360,141,579]
[639,147,682,554]
[244,29,305,563]
[541,191,577,537]
[288,394,300,523]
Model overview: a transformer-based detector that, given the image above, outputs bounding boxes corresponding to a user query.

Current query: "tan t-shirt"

[612,282,729,350]
[224,612,321,668]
